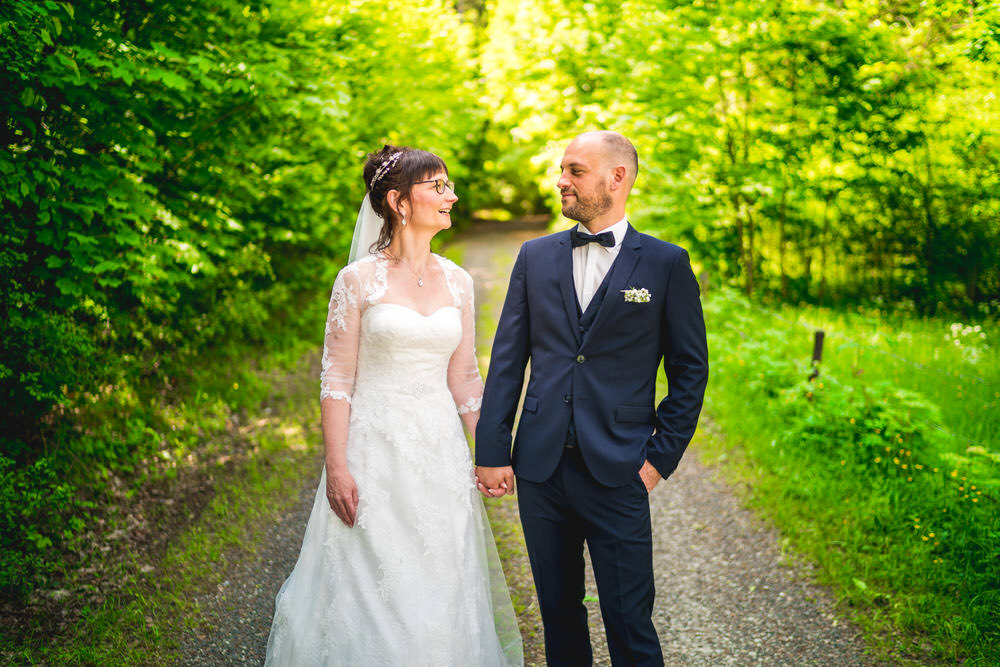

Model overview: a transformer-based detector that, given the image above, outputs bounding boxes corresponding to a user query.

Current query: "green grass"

[764,297,998,459]
[2,235,523,665]
[23,235,992,665]
[697,288,999,665]
[453,228,1000,662]
[2,345,323,666]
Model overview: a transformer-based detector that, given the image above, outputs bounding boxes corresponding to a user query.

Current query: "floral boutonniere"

[621,286,651,303]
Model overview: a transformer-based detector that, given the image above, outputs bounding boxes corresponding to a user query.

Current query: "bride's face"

[406,170,458,231]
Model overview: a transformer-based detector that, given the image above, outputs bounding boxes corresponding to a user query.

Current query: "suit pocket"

[522,395,539,413]
[635,469,650,496]
[615,405,655,424]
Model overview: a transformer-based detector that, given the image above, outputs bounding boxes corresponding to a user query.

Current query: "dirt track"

[179,219,874,666]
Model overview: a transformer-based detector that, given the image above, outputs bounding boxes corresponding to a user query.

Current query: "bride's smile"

[408,169,458,230]
[265,146,522,666]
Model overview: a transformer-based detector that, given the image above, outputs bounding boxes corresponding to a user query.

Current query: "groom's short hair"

[594,131,638,187]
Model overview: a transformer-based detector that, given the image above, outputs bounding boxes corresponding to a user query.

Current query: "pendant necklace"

[400,257,425,287]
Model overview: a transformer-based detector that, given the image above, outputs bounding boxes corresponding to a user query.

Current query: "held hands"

[475,465,515,498]
[326,463,359,527]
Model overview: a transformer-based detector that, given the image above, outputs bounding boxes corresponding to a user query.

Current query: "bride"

[264,146,523,666]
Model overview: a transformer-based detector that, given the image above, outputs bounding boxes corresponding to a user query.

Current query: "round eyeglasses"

[413,178,456,195]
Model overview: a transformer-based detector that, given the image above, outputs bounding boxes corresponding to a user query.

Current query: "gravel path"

[583,451,873,666]
[178,475,319,666]
[178,219,874,666]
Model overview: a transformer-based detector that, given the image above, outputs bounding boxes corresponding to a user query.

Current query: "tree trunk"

[922,139,936,291]
[745,203,756,296]
[819,189,831,305]
[779,171,789,300]
[967,265,978,302]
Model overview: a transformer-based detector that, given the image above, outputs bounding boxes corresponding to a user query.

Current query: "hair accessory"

[370,151,404,189]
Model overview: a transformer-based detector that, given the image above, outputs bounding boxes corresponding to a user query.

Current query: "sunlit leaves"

[481,0,1000,311]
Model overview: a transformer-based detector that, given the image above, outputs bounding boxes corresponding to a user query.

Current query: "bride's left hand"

[475,465,514,498]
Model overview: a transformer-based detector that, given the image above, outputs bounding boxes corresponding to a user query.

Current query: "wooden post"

[808,330,825,381]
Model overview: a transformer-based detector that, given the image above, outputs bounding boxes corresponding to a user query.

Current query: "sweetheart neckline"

[364,302,459,319]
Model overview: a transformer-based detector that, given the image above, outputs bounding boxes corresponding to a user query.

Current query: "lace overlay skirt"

[264,388,522,666]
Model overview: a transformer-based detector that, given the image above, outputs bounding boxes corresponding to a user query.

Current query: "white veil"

[347,193,384,263]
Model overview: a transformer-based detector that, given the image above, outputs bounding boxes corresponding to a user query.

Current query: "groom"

[475,131,709,666]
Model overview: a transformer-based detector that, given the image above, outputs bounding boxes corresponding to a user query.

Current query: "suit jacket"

[475,224,709,487]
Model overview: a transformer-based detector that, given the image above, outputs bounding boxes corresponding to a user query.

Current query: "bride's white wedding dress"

[264,253,522,666]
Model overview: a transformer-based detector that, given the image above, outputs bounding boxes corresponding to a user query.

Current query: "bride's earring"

[400,208,407,226]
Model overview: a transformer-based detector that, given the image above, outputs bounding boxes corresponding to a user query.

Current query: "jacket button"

[576,354,585,364]
[563,394,572,403]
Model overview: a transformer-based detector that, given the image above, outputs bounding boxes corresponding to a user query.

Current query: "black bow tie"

[570,229,615,248]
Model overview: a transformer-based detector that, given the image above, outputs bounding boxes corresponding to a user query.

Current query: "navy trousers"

[517,446,663,667]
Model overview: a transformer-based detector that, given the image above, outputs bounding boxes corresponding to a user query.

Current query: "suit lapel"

[581,224,641,348]
[555,231,582,345]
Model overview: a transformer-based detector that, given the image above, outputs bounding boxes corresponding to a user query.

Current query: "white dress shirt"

[572,216,629,312]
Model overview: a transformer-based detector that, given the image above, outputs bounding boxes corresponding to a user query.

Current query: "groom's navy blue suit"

[476,224,708,666]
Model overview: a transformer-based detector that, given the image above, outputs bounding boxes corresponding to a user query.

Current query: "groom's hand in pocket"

[475,466,515,498]
[326,464,359,527]
[639,460,661,493]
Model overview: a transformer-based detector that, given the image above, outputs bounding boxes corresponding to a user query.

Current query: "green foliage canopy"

[2,0,998,621]
[0,0,483,433]
[0,0,484,598]
[480,0,1000,311]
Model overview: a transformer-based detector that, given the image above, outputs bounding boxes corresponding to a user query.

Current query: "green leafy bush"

[0,455,81,599]
[0,0,486,602]
[704,289,1000,661]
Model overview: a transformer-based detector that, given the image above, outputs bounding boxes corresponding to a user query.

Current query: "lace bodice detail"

[320,253,483,418]
[267,253,521,667]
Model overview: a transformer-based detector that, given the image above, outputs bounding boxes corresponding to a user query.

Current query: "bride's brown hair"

[363,145,448,256]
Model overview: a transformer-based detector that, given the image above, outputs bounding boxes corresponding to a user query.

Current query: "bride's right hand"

[325,464,359,527]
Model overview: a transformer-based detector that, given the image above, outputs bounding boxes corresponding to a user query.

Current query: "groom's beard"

[561,183,613,224]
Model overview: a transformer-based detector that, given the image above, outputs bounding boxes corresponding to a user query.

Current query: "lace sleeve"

[320,266,361,403]
[447,268,484,418]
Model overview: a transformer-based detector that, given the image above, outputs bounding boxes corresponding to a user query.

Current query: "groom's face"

[559,140,613,224]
